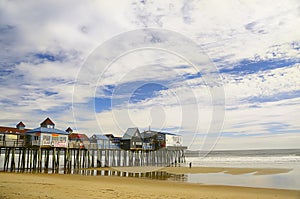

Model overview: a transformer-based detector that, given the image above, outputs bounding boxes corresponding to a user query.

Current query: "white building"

[164,133,183,147]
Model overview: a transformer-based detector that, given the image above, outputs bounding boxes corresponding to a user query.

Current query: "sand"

[1,171,299,199]
[87,166,292,175]
[159,166,293,175]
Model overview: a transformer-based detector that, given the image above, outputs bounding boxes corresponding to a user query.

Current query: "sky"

[0,0,300,150]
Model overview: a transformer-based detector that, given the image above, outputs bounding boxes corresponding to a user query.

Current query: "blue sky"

[0,0,299,150]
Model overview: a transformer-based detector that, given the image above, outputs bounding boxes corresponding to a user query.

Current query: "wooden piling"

[1,146,186,173]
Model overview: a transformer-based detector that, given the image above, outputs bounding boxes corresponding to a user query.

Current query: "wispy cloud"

[0,0,299,149]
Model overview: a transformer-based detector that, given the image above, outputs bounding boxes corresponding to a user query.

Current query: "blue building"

[26,118,69,148]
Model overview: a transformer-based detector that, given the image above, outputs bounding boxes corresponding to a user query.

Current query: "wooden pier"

[0,145,186,173]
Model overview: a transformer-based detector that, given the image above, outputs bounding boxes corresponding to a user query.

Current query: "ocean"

[184,148,300,190]
[185,148,300,168]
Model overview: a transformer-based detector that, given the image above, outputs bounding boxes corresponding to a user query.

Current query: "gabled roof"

[16,121,25,128]
[65,127,73,133]
[91,134,109,140]
[27,127,68,135]
[40,118,55,126]
[69,133,89,141]
[122,128,141,140]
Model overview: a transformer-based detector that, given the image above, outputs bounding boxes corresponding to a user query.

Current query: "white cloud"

[0,0,299,150]
[214,133,300,150]
[223,63,300,104]
[128,0,300,64]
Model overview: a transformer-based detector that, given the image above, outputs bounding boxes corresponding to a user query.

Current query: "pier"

[0,118,187,173]
[0,144,186,173]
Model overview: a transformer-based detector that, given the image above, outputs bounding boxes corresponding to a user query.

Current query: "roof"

[161,132,178,136]
[65,127,73,133]
[141,130,160,139]
[104,134,115,138]
[16,121,25,127]
[0,126,30,134]
[40,118,55,126]
[69,133,89,141]
[91,134,109,140]
[140,130,179,138]
[27,127,68,135]
[122,128,141,140]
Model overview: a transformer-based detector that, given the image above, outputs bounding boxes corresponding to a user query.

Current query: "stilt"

[0,146,187,174]
[52,147,56,173]
[91,149,94,168]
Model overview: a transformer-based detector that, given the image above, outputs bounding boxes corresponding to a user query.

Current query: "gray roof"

[141,130,178,138]
[27,127,68,135]
[122,127,140,140]
[90,134,109,140]
[141,130,160,139]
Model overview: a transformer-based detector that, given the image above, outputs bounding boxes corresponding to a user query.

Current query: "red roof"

[69,133,89,141]
[0,126,30,134]
[40,118,55,126]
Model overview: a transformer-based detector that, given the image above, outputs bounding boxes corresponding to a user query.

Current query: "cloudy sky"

[1,0,299,150]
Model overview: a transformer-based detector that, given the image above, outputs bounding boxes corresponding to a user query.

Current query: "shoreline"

[80,165,293,175]
[159,166,293,175]
[80,166,299,191]
[1,170,299,199]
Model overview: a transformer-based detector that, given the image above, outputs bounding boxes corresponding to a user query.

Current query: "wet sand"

[90,165,292,175]
[1,172,299,199]
[159,166,292,175]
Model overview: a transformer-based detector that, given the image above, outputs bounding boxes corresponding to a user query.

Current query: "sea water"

[185,148,300,168]
[184,149,300,190]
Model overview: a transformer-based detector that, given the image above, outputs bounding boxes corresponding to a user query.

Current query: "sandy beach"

[87,165,292,175]
[159,166,293,175]
[1,168,299,199]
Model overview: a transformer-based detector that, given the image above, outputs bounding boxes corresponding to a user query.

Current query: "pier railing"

[0,140,25,147]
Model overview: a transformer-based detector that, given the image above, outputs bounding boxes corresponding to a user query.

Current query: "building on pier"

[163,132,183,148]
[0,121,30,147]
[26,118,69,148]
[140,130,165,150]
[1,118,185,152]
[120,128,143,150]
[104,134,122,149]
[68,132,90,149]
[141,130,183,150]
[90,134,110,149]
[89,134,121,149]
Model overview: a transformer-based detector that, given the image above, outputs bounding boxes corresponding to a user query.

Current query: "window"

[42,135,51,145]
[59,136,66,143]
